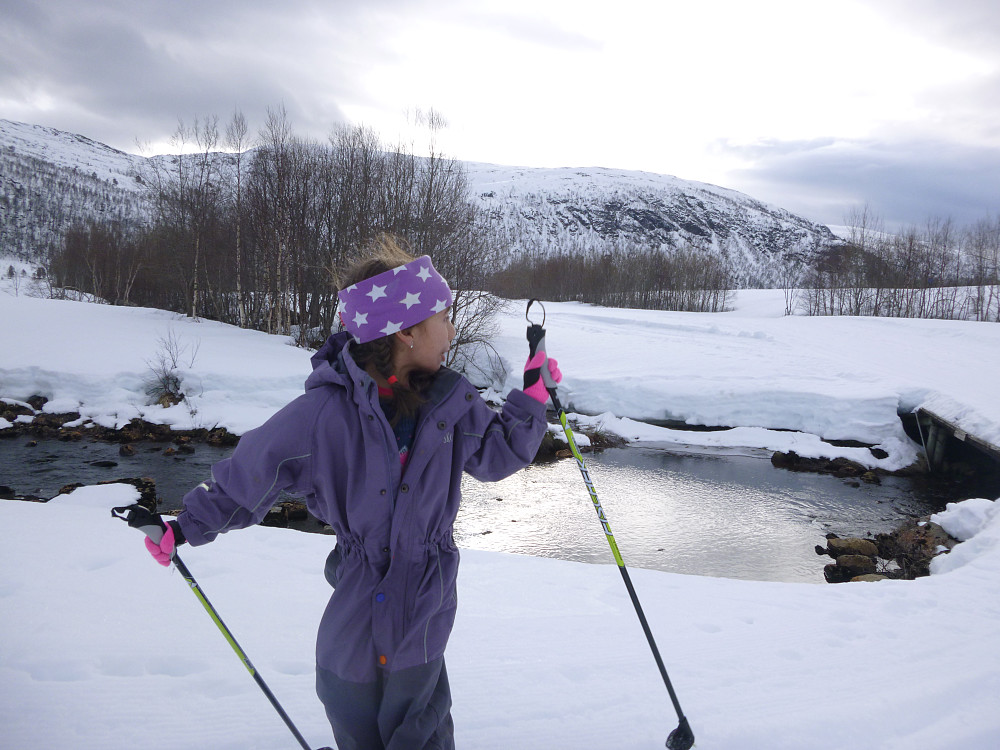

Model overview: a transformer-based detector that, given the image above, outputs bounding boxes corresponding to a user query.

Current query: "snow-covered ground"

[3,270,1000,749]
[1,482,998,750]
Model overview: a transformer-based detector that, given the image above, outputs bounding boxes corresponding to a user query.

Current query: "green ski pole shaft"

[551,396,689,724]
[525,300,694,750]
[112,504,329,750]
[170,553,316,750]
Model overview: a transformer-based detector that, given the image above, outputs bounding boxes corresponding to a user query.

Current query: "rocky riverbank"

[1,396,240,446]
[1,394,626,463]
[815,516,959,583]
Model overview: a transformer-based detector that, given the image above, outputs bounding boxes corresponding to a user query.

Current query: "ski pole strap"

[526,298,547,364]
[111,503,166,545]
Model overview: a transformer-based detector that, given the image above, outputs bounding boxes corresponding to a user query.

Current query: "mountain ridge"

[1,118,839,283]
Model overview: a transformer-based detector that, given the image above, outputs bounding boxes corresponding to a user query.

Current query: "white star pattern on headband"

[336,255,453,344]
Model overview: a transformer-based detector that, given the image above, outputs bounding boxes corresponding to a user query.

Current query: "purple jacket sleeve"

[461,388,548,482]
[176,392,320,546]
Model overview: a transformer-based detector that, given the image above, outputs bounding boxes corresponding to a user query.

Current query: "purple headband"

[337,255,453,343]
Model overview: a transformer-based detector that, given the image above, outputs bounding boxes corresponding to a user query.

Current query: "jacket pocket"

[324,544,342,588]
[421,545,460,663]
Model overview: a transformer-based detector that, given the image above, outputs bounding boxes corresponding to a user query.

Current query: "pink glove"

[145,521,178,566]
[523,352,562,404]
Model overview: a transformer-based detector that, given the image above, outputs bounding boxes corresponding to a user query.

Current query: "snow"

[0,117,146,187]
[0,287,308,435]
[2,486,999,749]
[3,271,1000,748]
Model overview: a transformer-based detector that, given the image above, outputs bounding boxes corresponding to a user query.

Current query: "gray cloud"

[725,137,1000,229]
[0,0,602,156]
[2,0,998,231]
[0,0,370,150]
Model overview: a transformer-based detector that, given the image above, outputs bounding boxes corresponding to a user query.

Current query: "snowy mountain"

[465,162,840,276]
[0,119,149,258]
[1,118,839,281]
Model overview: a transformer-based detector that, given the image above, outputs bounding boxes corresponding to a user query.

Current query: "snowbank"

[4,275,1000,471]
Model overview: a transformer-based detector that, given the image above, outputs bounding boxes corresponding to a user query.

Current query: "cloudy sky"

[2,0,998,229]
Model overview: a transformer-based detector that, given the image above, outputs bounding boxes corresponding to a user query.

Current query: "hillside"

[1,118,839,280]
[0,120,149,258]
[466,162,839,280]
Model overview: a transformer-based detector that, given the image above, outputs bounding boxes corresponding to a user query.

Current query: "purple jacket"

[176,332,547,682]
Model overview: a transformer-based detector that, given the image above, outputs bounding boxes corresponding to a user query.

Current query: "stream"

[0,437,957,583]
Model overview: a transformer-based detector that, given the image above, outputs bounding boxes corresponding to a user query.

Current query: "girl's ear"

[394,329,415,350]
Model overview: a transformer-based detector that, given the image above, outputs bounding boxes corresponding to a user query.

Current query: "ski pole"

[112,504,331,750]
[525,300,695,750]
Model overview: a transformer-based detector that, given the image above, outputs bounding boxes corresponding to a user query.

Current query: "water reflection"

[458,447,940,583]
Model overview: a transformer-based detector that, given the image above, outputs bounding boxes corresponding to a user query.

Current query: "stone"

[827,537,879,558]
[284,501,309,522]
[771,451,871,479]
[26,395,48,411]
[0,401,33,421]
[835,554,876,577]
[823,563,852,583]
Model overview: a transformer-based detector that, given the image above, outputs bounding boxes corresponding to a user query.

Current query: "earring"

[410,342,414,349]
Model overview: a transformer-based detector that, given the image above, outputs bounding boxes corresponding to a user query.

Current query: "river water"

[0,437,950,583]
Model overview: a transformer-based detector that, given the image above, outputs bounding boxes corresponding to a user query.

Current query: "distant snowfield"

[4,272,1000,472]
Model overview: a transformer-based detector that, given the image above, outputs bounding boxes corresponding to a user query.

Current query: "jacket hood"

[306,331,357,392]
[305,330,466,409]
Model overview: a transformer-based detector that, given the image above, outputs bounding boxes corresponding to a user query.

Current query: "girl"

[145,236,561,749]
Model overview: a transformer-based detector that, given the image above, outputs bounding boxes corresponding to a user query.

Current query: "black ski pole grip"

[111,503,167,545]
[527,323,546,359]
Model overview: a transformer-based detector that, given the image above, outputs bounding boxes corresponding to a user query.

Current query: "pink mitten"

[145,522,176,566]
[523,352,562,404]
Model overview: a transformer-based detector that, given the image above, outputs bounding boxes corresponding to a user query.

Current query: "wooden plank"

[916,408,1000,466]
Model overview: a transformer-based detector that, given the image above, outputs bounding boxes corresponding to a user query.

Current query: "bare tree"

[225,109,250,328]
[141,116,224,319]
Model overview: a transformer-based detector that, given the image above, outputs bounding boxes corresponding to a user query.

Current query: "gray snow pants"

[316,658,455,750]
